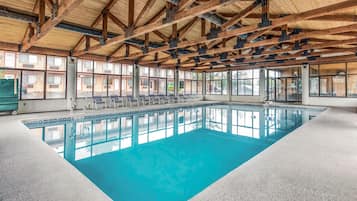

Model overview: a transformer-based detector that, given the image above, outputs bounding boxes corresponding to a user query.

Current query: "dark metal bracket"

[163,7,178,24]
[207,27,221,40]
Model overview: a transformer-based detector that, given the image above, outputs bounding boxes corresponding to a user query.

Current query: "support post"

[202,72,206,100]
[227,69,232,102]
[66,57,77,110]
[133,64,140,98]
[174,68,179,96]
[301,64,309,105]
[259,68,266,102]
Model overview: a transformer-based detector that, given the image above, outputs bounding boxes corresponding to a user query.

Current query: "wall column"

[259,68,266,102]
[301,64,309,105]
[202,72,206,100]
[174,69,179,96]
[133,64,140,98]
[227,70,232,102]
[67,57,77,110]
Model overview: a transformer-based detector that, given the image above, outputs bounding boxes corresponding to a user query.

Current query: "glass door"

[276,78,286,101]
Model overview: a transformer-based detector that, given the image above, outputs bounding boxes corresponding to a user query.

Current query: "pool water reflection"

[26,105,322,201]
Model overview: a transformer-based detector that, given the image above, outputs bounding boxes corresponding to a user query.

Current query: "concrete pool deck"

[192,107,357,201]
[0,101,356,201]
[0,101,218,201]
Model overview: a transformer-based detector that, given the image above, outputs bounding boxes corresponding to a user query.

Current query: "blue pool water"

[25,104,322,201]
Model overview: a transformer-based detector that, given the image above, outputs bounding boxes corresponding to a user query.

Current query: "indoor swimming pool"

[24,104,323,201]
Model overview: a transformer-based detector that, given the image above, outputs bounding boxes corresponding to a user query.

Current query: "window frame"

[309,63,350,98]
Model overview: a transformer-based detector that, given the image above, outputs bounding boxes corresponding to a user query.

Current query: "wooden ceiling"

[0,0,357,71]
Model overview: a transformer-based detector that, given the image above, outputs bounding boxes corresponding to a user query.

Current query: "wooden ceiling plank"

[109,0,357,62]
[178,17,198,39]
[73,0,243,56]
[133,0,156,28]
[22,0,85,51]
[221,0,260,31]
[71,0,119,51]
[153,31,169,42]
[108,12,128,31]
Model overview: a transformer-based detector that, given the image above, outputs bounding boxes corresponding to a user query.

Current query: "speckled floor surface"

[1,102,356,201]
[191,107,357,201]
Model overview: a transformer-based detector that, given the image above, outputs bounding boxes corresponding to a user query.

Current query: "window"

[149,68,160,95]
[159,69,167,95]
[309,63,347,97]
[140,66,169,96]
[0,51,66,100]
[77,59,126,97]
[46,56,66,99]
[21,70,45,99]
[347,62,357,97]
[17,53,46,70]
[46,71,66,99]
[108,76,121,96]
[178,71,185,94]
[232,69,260,96]
[139,66,149,96]
[167,70,175,95]
[77,73,93,97]
[0,51,16,68]
[77,59,93,98]
[94,74,107,96]
[47,56,66,71]
[268,67,301,102]
[121,64,133,96]
[78,59,93,73]
[206,72,228,95]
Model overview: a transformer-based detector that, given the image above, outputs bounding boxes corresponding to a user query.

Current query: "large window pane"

[238,79,253,95]
[319,63,346,76]
[77,59,93,73]
[167,79,174,95]
[184,80,192,94]
[94,74,107,96]
[333,76,346,97]
[159,79,166,95]
[77,73,93,97]
[21,70,44,99]
[319,76,346,97]
[309,77,319,96]
[253,78,260,96]
[149,78,159,95]
[46,71,66,99]
[122,64,133,75]
[47,56,66,71]
[310,65,319,76]
[197,80,202,95]
[347,62,357,74]
[348,75,357,97]
[108,76,121,96]
[122,76,132,96]
[17,53,46,70]
[140,77,149,95]
[1,51,16,68]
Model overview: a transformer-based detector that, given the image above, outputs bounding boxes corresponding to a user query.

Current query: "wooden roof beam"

[197,54,357,72]
[72,0,119,51]
[73,0,243,56]
[221,0,261,30]
[109,0,357,62]
[133,0,156,28]
[22,0,85,51]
